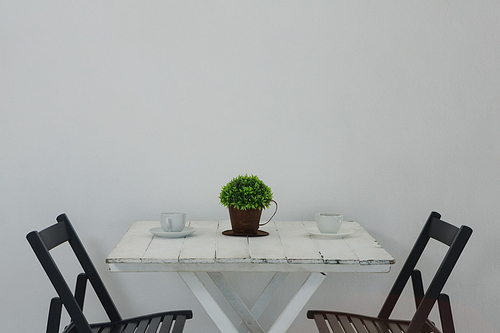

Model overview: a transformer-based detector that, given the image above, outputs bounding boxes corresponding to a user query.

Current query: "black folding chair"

[27,213,193,333]
[307,211,472,333]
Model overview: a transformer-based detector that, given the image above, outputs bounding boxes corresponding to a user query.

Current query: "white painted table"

[106,220,394,333]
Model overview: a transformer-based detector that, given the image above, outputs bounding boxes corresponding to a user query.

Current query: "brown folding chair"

[27,213,193,333]
[307,211,472,333]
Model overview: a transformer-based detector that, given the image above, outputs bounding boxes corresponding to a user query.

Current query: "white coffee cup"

[315,213,343,233]
[160,212,186,232]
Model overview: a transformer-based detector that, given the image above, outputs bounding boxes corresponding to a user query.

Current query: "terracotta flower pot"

[226,200,278,236]
[228,206,263,235]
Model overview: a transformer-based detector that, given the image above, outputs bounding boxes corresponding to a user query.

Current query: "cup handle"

[259,200,278,226]
[165,217,172,231]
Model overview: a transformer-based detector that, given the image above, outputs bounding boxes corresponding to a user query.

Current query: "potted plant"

[219,174,277,236]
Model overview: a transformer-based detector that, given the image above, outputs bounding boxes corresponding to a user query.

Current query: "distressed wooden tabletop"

[106,220,395,273]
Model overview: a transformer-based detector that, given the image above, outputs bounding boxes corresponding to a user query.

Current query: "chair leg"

[411,269,424,309]
[410,270,433,333]
[74,273,88,310]
[438,294,455,333]
[46,297,62,333]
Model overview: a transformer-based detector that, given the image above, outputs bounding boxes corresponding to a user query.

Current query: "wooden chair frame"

[307,211,472,333]
[27,213,192,333]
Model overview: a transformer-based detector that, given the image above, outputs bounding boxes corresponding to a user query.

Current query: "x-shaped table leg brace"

[178,272,326,333]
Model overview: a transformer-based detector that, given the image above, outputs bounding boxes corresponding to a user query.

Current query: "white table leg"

[181,271,326,333]
[268,272,327,333]
[178,272,239,333]
[208,272,266,333]
[237,272,289,333]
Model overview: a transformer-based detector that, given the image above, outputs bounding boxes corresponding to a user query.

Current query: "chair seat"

[62,310,193,333]
[307,310,442,333]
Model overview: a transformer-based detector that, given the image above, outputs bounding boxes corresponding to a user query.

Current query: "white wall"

[1,1,499,332]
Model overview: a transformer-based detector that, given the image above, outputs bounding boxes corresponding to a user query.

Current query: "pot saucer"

[222,229,269,237]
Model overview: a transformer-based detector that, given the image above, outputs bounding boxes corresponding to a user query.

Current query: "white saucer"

[150,227,196,238]
[308,228,355,238]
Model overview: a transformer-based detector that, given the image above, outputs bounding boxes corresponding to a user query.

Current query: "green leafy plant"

[219,174,273,210]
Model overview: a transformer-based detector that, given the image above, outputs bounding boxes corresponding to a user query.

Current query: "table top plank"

[106,220,395,272]
[143,221,189,263]
[216,220,251,263]
[107,220,157,263]
[178,221,218,264]
[343,223,395,265]
[249,221,287,264]
[275,221,323,264]
[303,221,360,264]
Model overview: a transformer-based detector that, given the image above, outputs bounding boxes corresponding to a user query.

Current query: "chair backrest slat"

[27,214,122,333]
[377,211,472,333]
[39,222,70,250]
[427,218,459,246]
